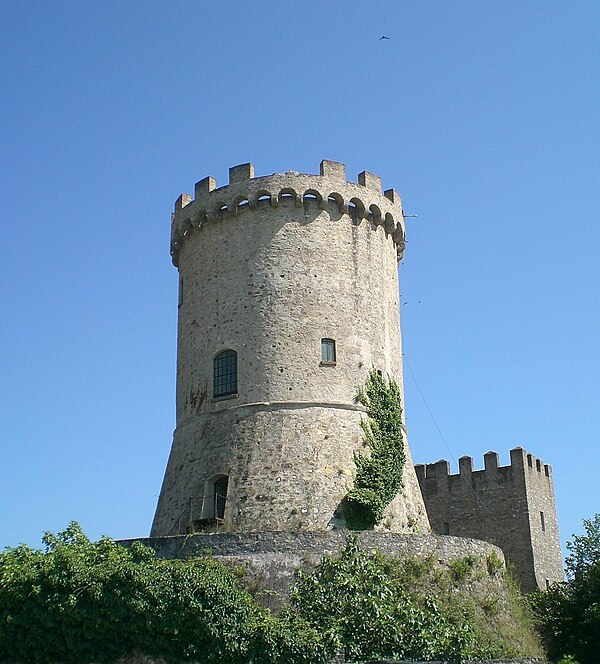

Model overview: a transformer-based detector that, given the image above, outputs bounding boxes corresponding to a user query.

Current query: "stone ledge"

[120,530,503,562]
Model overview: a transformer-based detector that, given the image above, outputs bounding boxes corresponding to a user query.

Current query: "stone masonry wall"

[415,447,563,592]
[121,531,505,605]
[151,161,429,537]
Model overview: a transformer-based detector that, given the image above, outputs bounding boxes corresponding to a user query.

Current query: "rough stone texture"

[121,531,504,605]
[151,161,429,537]
[415,447,564,593]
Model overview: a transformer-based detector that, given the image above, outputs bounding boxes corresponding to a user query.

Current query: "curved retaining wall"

[121,531,505,603]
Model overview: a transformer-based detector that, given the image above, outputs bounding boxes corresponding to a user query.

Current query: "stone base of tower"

[120,530,503,608]
[151,406,430,537]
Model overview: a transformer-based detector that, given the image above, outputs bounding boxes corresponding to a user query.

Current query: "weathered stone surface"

[152,161,429,537]
[121,531,504,604]
[415,448,563,592]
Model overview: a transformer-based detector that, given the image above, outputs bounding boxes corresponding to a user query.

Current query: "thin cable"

[403,353,504,531]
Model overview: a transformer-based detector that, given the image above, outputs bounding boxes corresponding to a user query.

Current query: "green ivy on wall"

[343,369,406,530]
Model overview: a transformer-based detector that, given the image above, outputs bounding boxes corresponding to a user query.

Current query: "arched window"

[213,350,238,397]
[213,476,229,520]
[321,338,336,364]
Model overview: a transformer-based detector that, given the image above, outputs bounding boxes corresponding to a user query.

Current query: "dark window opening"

[213,350,238,397]
[321,338,336,364]
[178,277,183,307]
[214,476,228,520]
[443,521,450,535]
[348,202,358,222]
[540,511,546,532]
[527,454,533,468]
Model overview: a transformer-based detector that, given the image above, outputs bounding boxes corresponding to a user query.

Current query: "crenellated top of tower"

[415,447,554,490]
[170,160,406,267]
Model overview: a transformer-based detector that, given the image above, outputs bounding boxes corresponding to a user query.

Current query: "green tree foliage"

[532,514,600,664]
[0,524,544,663]
[0,523,330,664]
[344,369,406,529]
[291,534,543,662]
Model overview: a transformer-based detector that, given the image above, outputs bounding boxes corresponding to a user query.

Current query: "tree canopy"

[532,514,600,664]
[0,523,327,663]
[0,523,544,663]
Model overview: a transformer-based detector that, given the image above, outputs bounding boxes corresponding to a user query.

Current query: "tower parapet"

[152,160,429,539]
[170,160,406,266]
[415,447,563,592]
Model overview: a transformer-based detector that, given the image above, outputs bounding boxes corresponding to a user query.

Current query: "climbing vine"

[343,369,406,530]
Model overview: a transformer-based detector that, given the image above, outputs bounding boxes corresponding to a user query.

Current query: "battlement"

[170,160,406,266]
[415,447,562,592]
[414,446,553,486]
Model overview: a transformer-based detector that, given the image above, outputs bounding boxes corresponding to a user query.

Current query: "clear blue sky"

[1,1,598,556]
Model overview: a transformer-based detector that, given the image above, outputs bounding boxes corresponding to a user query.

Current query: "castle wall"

[151,162,429,536]
[122,531,505,605]
[415,448,563,592]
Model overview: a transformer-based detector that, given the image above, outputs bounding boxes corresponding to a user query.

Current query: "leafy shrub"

[449,554,477,582]
[0,523,331,664]
[486,549,504,575]
[290,533,543,662]
[344,369,406,529]
[531,514,600,664]
[0,524,545,663]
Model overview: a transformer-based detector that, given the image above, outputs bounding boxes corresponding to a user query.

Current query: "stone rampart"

[121,531,504,604]
[415,447,563,592]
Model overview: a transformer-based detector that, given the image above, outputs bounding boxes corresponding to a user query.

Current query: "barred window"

[321,338,336,364]
[213,350,238,398]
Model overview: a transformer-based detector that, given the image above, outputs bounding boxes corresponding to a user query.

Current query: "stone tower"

[151,160,430,537]
[415,448,564,592]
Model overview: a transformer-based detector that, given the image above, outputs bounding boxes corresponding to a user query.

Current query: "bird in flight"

[379,35,391,40]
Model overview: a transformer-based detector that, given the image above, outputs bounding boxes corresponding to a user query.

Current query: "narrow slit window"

[540,511,546,532]
[178,277,184,307]
[213,350,238,397]
[321,338,336,364]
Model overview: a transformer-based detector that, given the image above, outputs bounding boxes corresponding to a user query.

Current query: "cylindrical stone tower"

[151,160,429,536]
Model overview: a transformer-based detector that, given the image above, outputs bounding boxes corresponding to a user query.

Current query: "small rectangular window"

[178,277,183,307]
[443,521,450,535]
[540,511,546,532]
[321,338,336,364]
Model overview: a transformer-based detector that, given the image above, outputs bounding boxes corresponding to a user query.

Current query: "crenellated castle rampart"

[415,447,563,592]
[170,160,406,266]
[415,447,553,486]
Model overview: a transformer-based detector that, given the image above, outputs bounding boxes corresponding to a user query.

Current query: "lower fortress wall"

[120,531,505,606]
